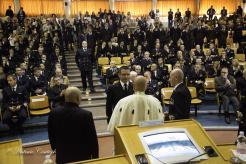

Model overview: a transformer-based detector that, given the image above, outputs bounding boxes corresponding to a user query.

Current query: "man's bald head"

[64,87,81,105]
[133,76,147,92]
[170,68,184,86]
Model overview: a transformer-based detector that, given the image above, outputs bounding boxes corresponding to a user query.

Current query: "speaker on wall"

[65,2,68,6]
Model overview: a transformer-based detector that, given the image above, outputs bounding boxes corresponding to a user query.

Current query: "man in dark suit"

[48,87,98,164]
[169,69,191,120]
[5,6,14,18]
[215,67,240,124]
[221,6,227,18]
[75,41,95,93]
[2,74,28,134]
[144,71,160,100]
[168,9,174,28]
[185,8,191,19]
[187,64,206,96]
[207,5,216,21]
[15,66,29,89]
[106,61,119,85]
[106,66,134,123]
[29,67,48,96]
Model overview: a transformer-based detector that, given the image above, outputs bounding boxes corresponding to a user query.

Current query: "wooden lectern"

[74,119,235,163]
[114,119,235,163]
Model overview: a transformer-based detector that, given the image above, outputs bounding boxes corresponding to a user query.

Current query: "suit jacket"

[48,102,99,164]
[29,75,48,96]
[169,83,191,119]
[75,48,93,71]
[215,75,237,96]
[48,84,67,108]
[106,82,134,123]
[2,85,28,112]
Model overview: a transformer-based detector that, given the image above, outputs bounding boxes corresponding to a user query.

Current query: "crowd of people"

[1,4,246,163]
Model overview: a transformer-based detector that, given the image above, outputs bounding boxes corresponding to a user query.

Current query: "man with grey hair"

[129,71,138,82]
[48,87,98,163]
[168,68,191,120]
[108,76,164,133]
[215,67,240,124]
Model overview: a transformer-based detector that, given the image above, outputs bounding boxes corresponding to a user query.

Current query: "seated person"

[188,64,206,96]
[219,51,231,68]
[50,68,70,87]
[2,74,28,134]
[135,65,143,75]
[237,70,246,135]
[140,51,153,72]
[29,67,48,96]
[225,44,235,61]
[15,66,29,88]
[209,43,220,61]
[194,44,205,59]
[144,71,160,100]
[48,76,67,108]
[229,59,244,80]
[106,61,119,85]
[118,41,127,57]
[129,71,137,83]
[215,67,240,124]
[206,61,221,78]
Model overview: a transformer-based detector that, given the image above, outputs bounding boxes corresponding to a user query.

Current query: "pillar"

[64,0,71,18]
[152,0,157,11]
[14,0,20,14]
[243,0,246,14]
[195,0,200,16]
[109,0,115,11]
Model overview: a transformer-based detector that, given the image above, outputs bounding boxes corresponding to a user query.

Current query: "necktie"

[124,83,128,92]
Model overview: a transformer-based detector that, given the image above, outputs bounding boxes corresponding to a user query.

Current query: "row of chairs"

[161,87,202,116]
[0,95,51,122]
[97,56,173,76]
[161,77,241,116]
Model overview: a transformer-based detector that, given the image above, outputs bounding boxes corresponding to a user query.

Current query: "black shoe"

[82,88,86,92]
[225,113,231,124]
[90,89,95,93]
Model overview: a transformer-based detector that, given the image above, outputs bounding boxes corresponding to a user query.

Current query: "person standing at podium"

[107,76,164,133]
[168,68,191,120]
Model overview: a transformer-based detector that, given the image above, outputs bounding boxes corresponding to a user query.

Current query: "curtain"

[20,0,64,16]
[199,0,242,15]
[1,0,243,17]
[115,0,152,16]
[0,0,14,16]
[41,0,64,16]
[71,0,109,16]
[20,0,42,16]
[157,0,196,16]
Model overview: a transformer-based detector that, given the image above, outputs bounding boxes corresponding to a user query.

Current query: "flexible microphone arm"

[185,152,207,163]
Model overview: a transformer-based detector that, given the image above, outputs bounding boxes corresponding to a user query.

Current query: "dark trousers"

[3,107,27,130]
[80,69,94,90]
[168,19,173,28]
[222,95,240,113]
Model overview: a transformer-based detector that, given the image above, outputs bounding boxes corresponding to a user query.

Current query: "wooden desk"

[0,139,24,164]
[217,144,236,161]
[72,155,130,164]
[114,119,232,163]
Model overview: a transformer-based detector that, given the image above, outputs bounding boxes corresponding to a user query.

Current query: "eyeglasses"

[221,72,228,74]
